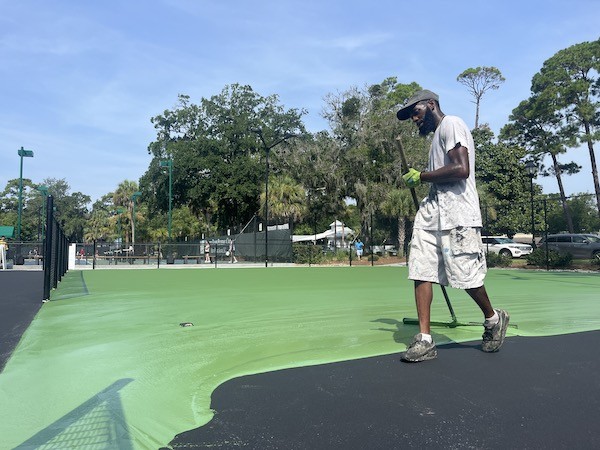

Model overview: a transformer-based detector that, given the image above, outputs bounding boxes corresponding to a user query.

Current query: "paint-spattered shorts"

[408,227,487,289]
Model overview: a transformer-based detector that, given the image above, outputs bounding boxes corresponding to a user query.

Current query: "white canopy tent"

[292,220,355,248]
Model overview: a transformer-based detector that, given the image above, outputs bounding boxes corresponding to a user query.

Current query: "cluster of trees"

[1,40,599,252]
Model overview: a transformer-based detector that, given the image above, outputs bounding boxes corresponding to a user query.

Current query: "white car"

[482,236,533,258]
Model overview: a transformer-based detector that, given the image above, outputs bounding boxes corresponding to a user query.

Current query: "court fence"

[72,224,293,269]
[5,195,599,272]
[43,195,69,300]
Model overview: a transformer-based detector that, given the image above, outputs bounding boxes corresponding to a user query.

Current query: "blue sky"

[1,0,599,203]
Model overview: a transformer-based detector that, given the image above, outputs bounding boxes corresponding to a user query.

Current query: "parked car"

[539,234,600,260]
[481,236,533,258]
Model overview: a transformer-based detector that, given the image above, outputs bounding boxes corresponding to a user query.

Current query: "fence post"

[157,242,161,268]
[544,199,549,271]
[370,211,374,267]
[43,196,54,301]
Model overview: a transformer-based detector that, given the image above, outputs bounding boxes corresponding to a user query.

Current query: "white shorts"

[408,227,487,289]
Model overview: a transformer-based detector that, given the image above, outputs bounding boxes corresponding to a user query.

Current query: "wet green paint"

[0,267,598,448]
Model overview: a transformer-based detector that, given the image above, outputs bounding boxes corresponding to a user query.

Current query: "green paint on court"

[0,267,598,449]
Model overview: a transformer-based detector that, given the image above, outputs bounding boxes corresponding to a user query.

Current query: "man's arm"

[420,144,470,183]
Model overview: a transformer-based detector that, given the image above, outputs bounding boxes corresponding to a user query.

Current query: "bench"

[96,255,150,265]
[183,255,212,264]
[27,255,44,265]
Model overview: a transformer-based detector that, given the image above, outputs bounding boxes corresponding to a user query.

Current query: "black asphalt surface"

[0,271,43,372]
[168,332,600,449]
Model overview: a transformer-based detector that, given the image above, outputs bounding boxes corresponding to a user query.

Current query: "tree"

[358,79,429,249]
[318,78,436,252]
[0,178,36,240]
[260,175,306,224]
[35,178,90,242]
[457,66,505,128]
[274,132,347,234]
[141,85,306,233]
[500,95,578,233]
[530,39,600,218]
[0,177,91,242]
[380,188,414,256]
[474,126,533,236]
[170,205,207,240]
[544,193,600,233]
[112,180,139,243]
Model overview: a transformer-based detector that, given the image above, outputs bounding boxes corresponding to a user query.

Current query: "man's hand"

[402,168,421,188]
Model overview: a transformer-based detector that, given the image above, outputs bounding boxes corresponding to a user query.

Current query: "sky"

[1,0,599,204]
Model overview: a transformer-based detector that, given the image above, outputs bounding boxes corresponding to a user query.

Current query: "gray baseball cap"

[396,89,439,120]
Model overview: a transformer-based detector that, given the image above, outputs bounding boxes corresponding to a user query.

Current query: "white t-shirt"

[413,115,482,231]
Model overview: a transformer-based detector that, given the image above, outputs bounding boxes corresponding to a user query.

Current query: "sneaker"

[401,333,438,362]
[482,309,510,352]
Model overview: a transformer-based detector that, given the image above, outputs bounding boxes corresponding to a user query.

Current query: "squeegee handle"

[395,136,420,209]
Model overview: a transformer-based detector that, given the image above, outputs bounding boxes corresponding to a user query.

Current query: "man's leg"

[415,280,434,334]
[465,285,495,318]
[402,280,437,362]
[402,229,443,362]
[466,285,509,352]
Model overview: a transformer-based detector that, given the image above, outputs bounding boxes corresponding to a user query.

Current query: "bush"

[526,248,573,268]
[486,251,512,268]
[321,249,353,263]
[331,249,350,262]
[292,243,325,264]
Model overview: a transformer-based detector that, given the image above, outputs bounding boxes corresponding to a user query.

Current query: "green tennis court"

[1,266,599,449]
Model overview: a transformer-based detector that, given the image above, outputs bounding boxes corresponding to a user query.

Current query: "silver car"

[481,236,533,258]
[539,234,600,260]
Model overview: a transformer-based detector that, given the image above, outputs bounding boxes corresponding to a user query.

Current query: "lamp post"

[160,160,173,241]
[525,160,537,249]
[307,187,326,267]
[131,191,142,244]
[17,147,34,241]
[113,207,125,246]
[252,128,298,267]
[36,185,49,242]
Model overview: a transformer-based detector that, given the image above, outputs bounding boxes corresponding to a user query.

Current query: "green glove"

[402,168,421,188]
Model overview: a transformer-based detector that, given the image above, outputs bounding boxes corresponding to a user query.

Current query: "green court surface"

[0,267,599,449]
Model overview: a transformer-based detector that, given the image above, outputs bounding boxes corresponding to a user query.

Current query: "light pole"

[115,207,125,245]
[160,160,173,241]
[131,191,142,244]
[252,128,298,267]
[525,160,537,249]
[17,147,34,241]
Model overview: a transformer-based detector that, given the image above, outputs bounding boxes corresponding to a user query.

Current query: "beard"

[418,107,437,136]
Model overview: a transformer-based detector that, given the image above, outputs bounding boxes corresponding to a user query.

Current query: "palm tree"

[112,180,139,244]
[83,210,111,242]
[380,188,414,257]
[260,175,306,224]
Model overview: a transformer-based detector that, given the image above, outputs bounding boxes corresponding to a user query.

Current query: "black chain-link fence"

[8,194,598,271]
[43,195,69,300]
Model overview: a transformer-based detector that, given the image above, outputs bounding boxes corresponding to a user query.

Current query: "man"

[354,239,364,259]
[0,236,7,270]
[204,240,211,263]
[396,89,509,362]
[228,239,238,263]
